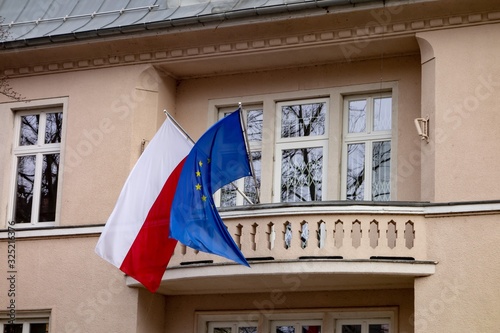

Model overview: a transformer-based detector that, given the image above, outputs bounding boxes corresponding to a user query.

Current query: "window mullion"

[30,153,44,225]
[364,141,373,201]
[272,147,283,203]
[363,321,368,333]
[235,178,244,206]
[38,111,47,147]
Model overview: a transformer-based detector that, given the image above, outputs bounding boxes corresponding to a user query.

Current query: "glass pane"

[281,147,323,202]
[220,183,237,207]
[277,326,295,333]
[348,100,366,133]
[372,141,391,201]
[346,143,365,200]
[303,325,321,333]
[239,327,257,333]
[373,97,392,132]
[30,323,49,333]
[39,154,60,222]
[45,112,63,144]
[214,328,232,333]
[281,102,326,138]
[342,325,362,333]
[369,324,389,333]
[247,109,263,142]
[19,114,39,146]
[3,324,23,333]
[244,151,261,205]
[15,155,36,223]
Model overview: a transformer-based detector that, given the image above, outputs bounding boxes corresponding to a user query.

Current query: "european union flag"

[170,110,251,266]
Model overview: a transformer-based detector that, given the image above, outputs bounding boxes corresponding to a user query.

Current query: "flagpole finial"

[238,102,242,109]
[163,109,168,116]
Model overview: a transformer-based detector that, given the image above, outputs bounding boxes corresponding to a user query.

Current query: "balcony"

[128,202,440,295]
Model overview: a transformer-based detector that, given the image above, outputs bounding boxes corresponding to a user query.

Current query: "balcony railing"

[168,202,427,267]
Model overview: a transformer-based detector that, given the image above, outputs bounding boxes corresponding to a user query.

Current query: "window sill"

[0,224,103,239]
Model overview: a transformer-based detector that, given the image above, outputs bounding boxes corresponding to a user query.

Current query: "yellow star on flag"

[201,195,207,202]
[195,183,202,190]
[196,171,201,177]
[198,161,203,167]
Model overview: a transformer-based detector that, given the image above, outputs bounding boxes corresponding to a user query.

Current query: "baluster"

[378,220,389,253]
[360,218,371,250]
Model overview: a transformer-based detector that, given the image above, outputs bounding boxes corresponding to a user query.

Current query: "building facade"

[0,0,499,332]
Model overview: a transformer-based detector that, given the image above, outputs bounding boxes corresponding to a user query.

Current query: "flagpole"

[238,103,260,204]
[163,110,195,144]
[164,109,255,205]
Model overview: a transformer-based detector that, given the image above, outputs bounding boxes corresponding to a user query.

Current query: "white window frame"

[207,321,259,333]
[208,82,397,204]
[7,99,67,227]
[274,98,329,203]
[336,318,391,333]
[0,319,49,333]
[271,319,323,332]
[197,308,396,333]
[214,104,263,207]
[0,310,50,333]
[341,93,393,201]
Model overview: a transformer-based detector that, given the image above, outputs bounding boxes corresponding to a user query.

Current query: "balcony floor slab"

[126,259,436,295]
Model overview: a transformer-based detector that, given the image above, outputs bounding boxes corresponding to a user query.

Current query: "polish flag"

[95,117,193,292]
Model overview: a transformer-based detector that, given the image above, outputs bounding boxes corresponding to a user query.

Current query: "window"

[11,108,63,225]
[218,105,262,207]
[342,94,392,201]
[208,322,258,333]
[198,309,394,333]
[0,312,50,333]
[1,322,49,333]
[336,319,390,333]
[211,86,394,206]
[274,99,328,203]
[272,320,322,333]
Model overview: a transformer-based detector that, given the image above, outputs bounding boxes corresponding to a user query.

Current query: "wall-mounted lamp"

[414,116,429,143]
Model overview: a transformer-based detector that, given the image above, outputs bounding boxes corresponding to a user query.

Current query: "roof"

[0,0,379,48]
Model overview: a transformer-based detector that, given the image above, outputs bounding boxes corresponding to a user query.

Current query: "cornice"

[2,11,500,78]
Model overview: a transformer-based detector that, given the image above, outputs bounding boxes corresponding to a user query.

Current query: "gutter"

[0,0,383,49]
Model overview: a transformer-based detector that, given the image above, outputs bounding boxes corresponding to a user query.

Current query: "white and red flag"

[95,117,193,292]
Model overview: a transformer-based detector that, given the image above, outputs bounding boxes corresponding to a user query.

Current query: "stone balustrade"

[168,204,427,267]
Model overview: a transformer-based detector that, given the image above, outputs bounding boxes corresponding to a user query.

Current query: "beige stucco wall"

[417,23,500,202]
[0,236,157,333]
[0,64,167,227]
[0,53,422,229]
[415,213,500,332]
[164,288,414,333]
[0,3,497,333]
[174,54,422,201]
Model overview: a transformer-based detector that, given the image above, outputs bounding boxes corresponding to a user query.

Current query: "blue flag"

[170,110,251,267]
